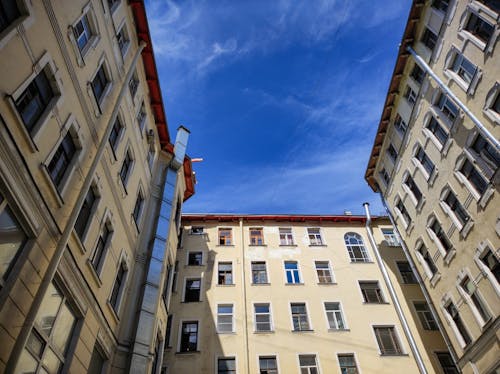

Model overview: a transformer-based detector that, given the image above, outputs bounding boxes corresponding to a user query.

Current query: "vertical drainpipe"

[378,193,460,367]
[363,202,428,374]
[240,217,251,374]
[129,126,190,373]
[5,41,147,373]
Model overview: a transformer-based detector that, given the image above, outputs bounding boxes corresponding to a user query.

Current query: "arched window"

[344,233,369,263]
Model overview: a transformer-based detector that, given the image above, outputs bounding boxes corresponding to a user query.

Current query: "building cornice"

[182,214,388,223]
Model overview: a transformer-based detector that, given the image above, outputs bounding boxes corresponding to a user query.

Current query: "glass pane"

[52,303,76,354]
[16,349,38,374]
[42,348,61,373]
[0,205,27,277]
[35,283,63,336]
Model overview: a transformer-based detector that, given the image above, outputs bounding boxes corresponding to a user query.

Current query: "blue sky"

[145,0,412,215]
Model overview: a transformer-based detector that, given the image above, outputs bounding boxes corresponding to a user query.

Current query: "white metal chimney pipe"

[171,125,190,170]
[363,203,429,374]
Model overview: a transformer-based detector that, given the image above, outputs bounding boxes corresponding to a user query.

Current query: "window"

[218,228,232,245]
[469,134,499,178]
[443,191,470,227]
[284,261,301,284]
[426,117,448,146]
[110,262,127,313]
[421,27,438,51]
[137,102,146,131]
[218,262,233,285]
[218,357,236,374]
[459,158,488,195]
[73,13,94,53]
[107,0,121,12]
[184,279,200,302]
[91,64,111,104]
[359,281,384,303]
[436,93,459,123]
[315,261,333,284]
[393,114,408,135]
[17,282,77,373]
[250,227,264,245]
[382,228,399,246]
[0,196,27,281]
[129,71,139,99]
[417,243,438,277]
[259,356,278,374]
[379,167,390,185]
[298,355,318,374]
[188,251,202,266]
[479,248,499,284]
[338,354,358,374]
[432,0,449,12]
[251,261,268,284]
[47,131,78,190]
[445,302,471,346]
[254,304,272,331]
[279,227,294,245]
[171,261,178,292]
[119,150,133,187]
[460,276,491,323]
[325,302,345,330]
[374,326,403,355]
[108,116,123,151]
[14,68,55,132]
[190,226,204,234]
[410,64,425,84]
[396,262,417,284]
[414,302,438,330]
[116,24,130,56]
[132,190,144,227]
[344,232,369,262]
[451,53,477,86]
[147,148,155,170]
[74,187,96,240]
[429,219,452,254]
[307,228,323,245]
[91,223,111,273]
[465,13,494,43]
[291,303,310,331]
[0,1,21,33]
[87,344,106,374]
[386,143,398,162]
[165,315,173,347]
[395,199,411,228]
[436,352,459,374]
[414,145,435,178]
[217,304,234,333]
[179,321,198,352]
[404,174,422,205]
[404,86,417,105]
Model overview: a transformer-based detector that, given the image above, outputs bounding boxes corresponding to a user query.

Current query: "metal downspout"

[407,46,500,151]
[240,218,251,374]
[5,41,147,372]
[378,193,460,367]
[363,203,428,374]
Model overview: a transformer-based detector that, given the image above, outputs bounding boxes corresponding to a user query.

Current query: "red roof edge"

[182,214,389,224]
[183,156,195,202]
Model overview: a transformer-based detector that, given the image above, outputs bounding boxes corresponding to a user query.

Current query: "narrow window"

[421,27,438,51]
[217,304,233,333]
[218,228,232,245]
[445,302,472,345]
[324,302,345,330]
[129,71,139,99]
[382,228,399,246]
[404,86,417,105]
[460,276,491,323]
[443,191,470,227]
[47,131,77,190]
[479,249,500,283]
[91,64,110,104]
[359,281,384,303]
[119,150,133,187]
[298,355,318,374]
[259,356,278,374]
[190,226,204,234]
[395,199,411,227]
[110,262,127,313]
[426,117,448,146]
[91,224,111,272]
[465,13,494,43]
[374,326,403,355]
[344,232,369,262]
[436,352,459,374]
[414,145,435,177]
[147,147,155,170]
[431,0,449,12]
[436,93,459,122]
[307,228,323,245]
[386,143,398,162]
[218,357,236,374]
[165,314,173,347]
[218,262,233,285]
[87,344,106,374]
[188,251,202,266]
[469,134,499,178]
[254,304,272,332]
[180,321,198,352]
[396,262,417,284]
[404,174,422,204]
[107,0,121,12]
[417,244,438,277]
[284,261,300,284]
[430,219,452,253]
[108,116,123,151]
[279,227,294,245]
[379,167,390,185]
[410,64,425,84]
[414,301,438,330]
[0,1,21,33]
[132,190,144,227]
[291,303,310,331]
[393,113,408,135]
[250,227,264,245]
[137,101,147,131]
[451,53,477,86]
[338,354,358,374]
[116,24,130,56]
[251,261,268,284]
[184,279,201,302]
[315,261,333,284]
[459,159,488,195]
[73,13,94,53]
[171,261,178,292]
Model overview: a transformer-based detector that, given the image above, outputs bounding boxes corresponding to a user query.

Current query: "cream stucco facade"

[365,1,500,373]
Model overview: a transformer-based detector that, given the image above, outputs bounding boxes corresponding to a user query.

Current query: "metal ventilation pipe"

[363,203,429,374]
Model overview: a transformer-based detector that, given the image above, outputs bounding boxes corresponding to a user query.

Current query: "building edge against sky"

[0,0,195,373]
[365,0,499,373]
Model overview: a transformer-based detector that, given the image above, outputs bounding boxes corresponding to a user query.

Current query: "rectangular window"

[74,186,96,239]
[284,261,300,284]
[396,199,411,227]
[396,262,417,284]
[129,71,139,99]
[0,1,21,33]
[393,114,408,135]
[421,27,438,51]
[432,0,449,12]
[250,227,264,245]
[87,344,106,374]
[426,117,448,146]
[460,276,491,323]
[410,64,425,84]
[73,14,93,52]
[414,145,435,177]
[218,357,236,374]
[218,228,232,245]
[382,228,399,246]
[251,261,268,284]
[445,302,471,345]
[184,279,201,302]
[218,262,233,285]
[417,244,438,277]
[110,262,127,313]
[116,25,130,56]
[414,302,438,330]
[437,93,459,123]
[120,151,133,187]
[470,134,499,177]
[180,321,198,352]
[386,143,398,162]
[47,131,77,189]
[374,326,403,355]
[404,86,417,105]
[91,224,111,272]
[359,281,384,303]
[325,302,345,330]
[465,13,494,43]
[254,303,272,331]
[15,68,55,132]
[451,53,477,86]
[132,191,144,226]
[404,174,422,204]
[298,355,318,374]
[91,64,110,103]
[436,352,459,374]
[165,314,173,347]
[315,261,333,284]
[217,304,233,333]
[430,219,452,253]
[307,228,323,245]
[379,167,390,185]
[460,159,488,195]
[188,251,203,266]
[259,356,278,374]
[147,148,155,171]
[443,191,470,227]
[480,249,500,283]
[338,354,358,374]
[108,116,123,151]
[137,102,146,131]
[291,303,310,331]
[0,196,27,280]
[190,226,204,234]
[345,232,369,262]
[279,227,294,245]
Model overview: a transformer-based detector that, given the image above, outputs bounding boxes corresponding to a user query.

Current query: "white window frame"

[411,142,438,185]
[0,0,33,51]
[441,295,471,349]
[414,238,440,286]
[290,301,312,331]
[257,355,280,374]
[88,56,113,116]
[297,353,321,374]
[253,302,273,332]
[393,196,413,233]
[186,251,203,266]
[314,260,335,284]
[456,269,492,327]
[401,170,425,211]
[251,261,269,284]
[439,186,473,237]
[453,153,493,208]
[421,112,453,155]
[216,303,234,334]
[474,240,500,297]
[69,3,100,65]
[425,215,455,263]
[217,261,234,286]
[335,353,360,374]
[279,227,295,246]
[284,260,302,284]
[443,46,482,95]
[483,82,500,124]
[307,227,324,246]
[324,301,347,330]
[457,4,499,53]
[371,325,405,356]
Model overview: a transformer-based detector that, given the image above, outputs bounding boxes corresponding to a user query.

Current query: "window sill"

[362,302,390,305]
[106,300,120,324]
[86,259,102,288]
[248,244,267,247]
[176,351,201,355]
[292,329,314,333]
[216,245,235,247]
[186,264,205,267]
[309,244,327,247]
[279,244,297,247]
[285,283,304,286]
[328,328,350,332]
[350,261,374,264]
[379,353,409,357]
[217,331,236,335]
[216,284,235,287]
[251,283,271,286]
[317,282,337,285]
[254,330,275,334]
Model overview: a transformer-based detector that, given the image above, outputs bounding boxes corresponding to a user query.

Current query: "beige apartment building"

[0,0,194,373]
[365,0,499,373]
[164,213,455,374]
